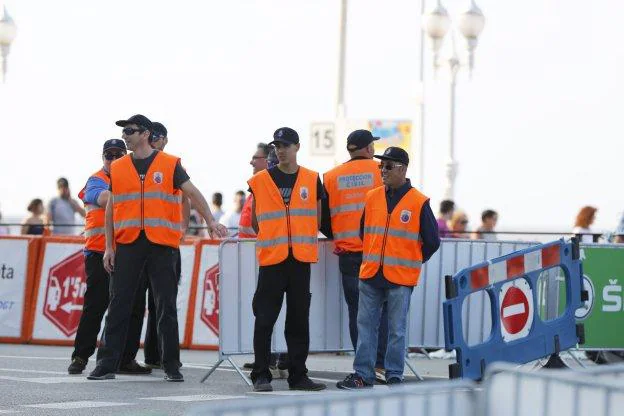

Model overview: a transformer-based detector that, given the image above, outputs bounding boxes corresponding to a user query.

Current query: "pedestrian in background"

[337,147,440,389]
[449,210,469,238]
[220,190,245,235]
[472,209,498,241]
[67,139,127,375]
[21,199,46,235]
[211,192,224,223]
[47,177,86,235]
[573,206,598,243]
[321,129,389,383]
[436,200,454,238]
[248,127,326,392]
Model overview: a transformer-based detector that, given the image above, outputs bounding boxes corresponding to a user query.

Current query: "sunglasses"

[460,220,469,225]
[104,152,125,161]
[122,127,145,136]
[378,162,404,171]
[251,155,266,160]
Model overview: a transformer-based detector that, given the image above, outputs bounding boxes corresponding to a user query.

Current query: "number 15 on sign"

[310,122,335,156]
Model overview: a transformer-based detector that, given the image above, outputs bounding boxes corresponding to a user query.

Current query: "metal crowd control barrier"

[481,363,624,416]
[444,239,586,380]
[188,379,477,416]
[200,238,542,385]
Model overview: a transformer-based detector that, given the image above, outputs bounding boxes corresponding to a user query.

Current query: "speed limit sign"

[310,122,335,156]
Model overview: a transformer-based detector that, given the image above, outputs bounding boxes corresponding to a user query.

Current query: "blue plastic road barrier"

[443,238,586,380]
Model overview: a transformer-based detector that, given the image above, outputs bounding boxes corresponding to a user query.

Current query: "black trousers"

[251,256,311,385]
[96,233,180,373]
[122,249,181,365]
[71,252,109,361]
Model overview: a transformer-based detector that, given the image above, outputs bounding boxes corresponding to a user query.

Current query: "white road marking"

[502,303,526,318]
[0,356,67,361]
[141,394,245,402]
[0,375,160,384]
[0,368,66,375]
[23,401,132,409]
[248,390,323,396]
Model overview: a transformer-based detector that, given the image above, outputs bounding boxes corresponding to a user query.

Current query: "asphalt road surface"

[0,345,453,415]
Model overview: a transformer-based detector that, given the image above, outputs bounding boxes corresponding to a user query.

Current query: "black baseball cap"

[269,127,299,146]
[152,122,167,138]
[102,139,127,153]
[374,146,409,166]
[347,129,379,151]
[115,114,153,131]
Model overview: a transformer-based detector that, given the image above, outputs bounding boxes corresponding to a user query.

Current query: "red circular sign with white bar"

[499,278,534,342]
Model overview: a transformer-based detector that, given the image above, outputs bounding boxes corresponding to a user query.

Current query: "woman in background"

[21,198,46,235]
[572,206,597,243]
[448,211,470,239]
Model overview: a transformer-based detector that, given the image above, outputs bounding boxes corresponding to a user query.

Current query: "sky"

[0,0,622,233]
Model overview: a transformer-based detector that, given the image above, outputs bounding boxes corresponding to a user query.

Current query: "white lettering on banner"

[0,239,29,339]
[603,279,622,312]
[337,173,374,190]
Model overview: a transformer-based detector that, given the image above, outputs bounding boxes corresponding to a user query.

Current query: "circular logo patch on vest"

[299,186,309,201]
[400,209,412,223]
[153,172,163,184]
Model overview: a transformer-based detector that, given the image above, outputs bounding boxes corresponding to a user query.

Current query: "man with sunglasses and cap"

[337,146,440,389]
[118,120,190,373]
[248,127,326,392]
[67,139,127,374]
[320,130,389,382]
[88,114,228,382]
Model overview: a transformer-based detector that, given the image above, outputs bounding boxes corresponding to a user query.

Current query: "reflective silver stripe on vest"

[114,219,142,229]
[257,210,286,222]
[362,254,421,268]
[113,193,141,203]
[143,191,182,204]
[256,236,290,248]
[290,236,317,244]
[387,229,421,241]
[333,230,361,240]
[144,218,182,231]
[289,208,317,217]
[363,226,386,236]
[84,227,105,237]
[85,204,102,213]
[330,203,365,216]
[383,256,422,268]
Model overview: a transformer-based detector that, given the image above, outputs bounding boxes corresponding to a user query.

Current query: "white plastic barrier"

[482,363,624,416]
[188,379,477,416]
[0,236,39,342]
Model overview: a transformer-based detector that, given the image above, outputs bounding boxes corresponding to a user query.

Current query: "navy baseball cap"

[374,146,409,166]
[270,127,299,146]
[115,114,153,131]
[347,129,379,151]
[102,139,127,153]
[152,122,167,138]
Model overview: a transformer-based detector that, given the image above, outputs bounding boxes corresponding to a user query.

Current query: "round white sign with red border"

[499,278,534,342]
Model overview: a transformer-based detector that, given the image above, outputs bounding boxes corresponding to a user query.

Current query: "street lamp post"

[423,0,484,200]
[0,5,17,83]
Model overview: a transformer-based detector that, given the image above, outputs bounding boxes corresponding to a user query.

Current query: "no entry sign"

[499,278,534,342]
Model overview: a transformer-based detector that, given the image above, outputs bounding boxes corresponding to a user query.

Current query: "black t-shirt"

[250,166,324,204]
[110,150,190,191]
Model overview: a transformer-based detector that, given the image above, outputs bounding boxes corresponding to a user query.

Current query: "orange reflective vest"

[360,186,429,286]
[238,194,255,238]
[323,159,382,252]
[248,167,319,266]
[110,152,183,248]
[79,169,109,252]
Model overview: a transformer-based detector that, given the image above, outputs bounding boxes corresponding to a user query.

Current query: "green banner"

[574,246,624,349]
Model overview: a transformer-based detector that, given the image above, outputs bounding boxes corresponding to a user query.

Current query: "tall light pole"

[0,5,17,83]
[423,0,485,200]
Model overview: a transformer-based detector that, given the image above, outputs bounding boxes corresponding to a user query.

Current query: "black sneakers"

[117,360,152,375]
[289,375,326,391]
[164,369,184,382]
[67,357,87,375]
[87,367,115,380]
[253,376,273,392]
[144,361,162,370]
[336,373,373,390]
[386,377,402,387]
